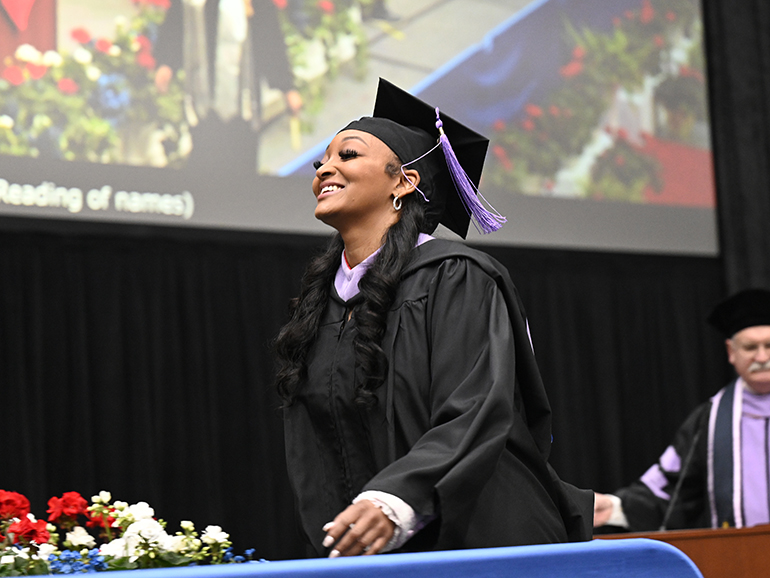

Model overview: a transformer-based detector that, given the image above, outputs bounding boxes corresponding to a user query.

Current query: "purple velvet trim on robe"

[741,389,770,527]
[640,445,681,500]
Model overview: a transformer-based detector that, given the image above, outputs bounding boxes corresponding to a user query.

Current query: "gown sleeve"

[617,402,711,531]
[361,256,566,545]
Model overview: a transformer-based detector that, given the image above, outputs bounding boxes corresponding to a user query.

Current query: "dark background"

[2,0,770,560]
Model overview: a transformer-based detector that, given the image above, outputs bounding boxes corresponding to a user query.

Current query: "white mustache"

[749,360,770,373]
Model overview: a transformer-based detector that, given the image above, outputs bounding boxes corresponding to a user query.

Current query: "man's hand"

[322,500,395,557]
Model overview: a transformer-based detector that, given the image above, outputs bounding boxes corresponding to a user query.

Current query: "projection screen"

[0,0,717,254]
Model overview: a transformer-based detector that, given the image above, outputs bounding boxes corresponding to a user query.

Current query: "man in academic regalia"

[153,0,301,174]
[594,289,770,531]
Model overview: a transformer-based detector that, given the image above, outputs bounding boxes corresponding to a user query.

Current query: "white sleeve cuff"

[353,491,426,552]
[606,494,630,528]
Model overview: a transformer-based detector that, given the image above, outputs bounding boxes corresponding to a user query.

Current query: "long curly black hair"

[274,161,428,407]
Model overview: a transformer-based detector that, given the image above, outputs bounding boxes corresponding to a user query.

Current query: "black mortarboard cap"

[341,78,498,238]
[707,288,770,337]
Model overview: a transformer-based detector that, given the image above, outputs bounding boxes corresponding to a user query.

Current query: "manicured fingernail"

[322,522,334,531]
[322,535,334,548]
[329,550,340,558]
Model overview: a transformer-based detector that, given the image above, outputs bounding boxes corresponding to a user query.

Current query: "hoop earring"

[392,195,402,211]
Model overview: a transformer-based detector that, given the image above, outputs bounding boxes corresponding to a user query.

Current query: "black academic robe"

[283,239,593,556]
[617,402,711,531]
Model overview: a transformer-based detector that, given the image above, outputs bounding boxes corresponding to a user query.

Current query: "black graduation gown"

[284,239,593,556]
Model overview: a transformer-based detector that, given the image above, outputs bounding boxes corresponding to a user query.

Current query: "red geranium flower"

[272,0,287,8]
[86,508,117,531]
[522,119,535,131]
[640,0,654,24]
[57,78,79,94]
[0,490,30,520]
[572,45,585,60]
[7,516,50,545]
[525,104,543,117]
[95,38,113,53]
[136,51,156,69]
[1,65,24,86]
[47,492,89,524]
[317,0,334,14]
[71,27,91,44]
[26,63,48,80]
[559,60,583,78]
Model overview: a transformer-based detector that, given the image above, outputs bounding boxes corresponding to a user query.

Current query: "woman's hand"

[322,500,395,557]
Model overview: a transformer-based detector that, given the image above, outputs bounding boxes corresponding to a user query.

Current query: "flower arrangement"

[0,490,257,576]
[275,0,371,117]
[0,0,187,166]
[485,0,706,201]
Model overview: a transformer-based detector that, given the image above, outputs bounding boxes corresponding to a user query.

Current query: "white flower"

[100,537,130,559]
[46,523,56,532]
[1,555,16,564]
[114,16,129,29]
[124,519,168,546]
[73,47,93,64]
[37,543,57,561]
[66,526,96,549]
[15,44,42,64]
[108,45,122,57]
[161,535,188,554]
[201,525,229,545]
[180,520,195,531]
[85,65,102,81]
[0,115,14,129]
[26,513,37,522]
[126,502,155,521]
[42,50,63,67]
[113,501,128,510]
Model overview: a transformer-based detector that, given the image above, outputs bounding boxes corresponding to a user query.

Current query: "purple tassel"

[435,108,506,234]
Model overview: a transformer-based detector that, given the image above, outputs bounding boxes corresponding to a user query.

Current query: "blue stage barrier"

[103,538,703,578]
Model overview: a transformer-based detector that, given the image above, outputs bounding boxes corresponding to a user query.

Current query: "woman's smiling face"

[312,129,402,231]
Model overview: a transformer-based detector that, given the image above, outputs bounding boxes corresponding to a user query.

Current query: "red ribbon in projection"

[1,0,37,31]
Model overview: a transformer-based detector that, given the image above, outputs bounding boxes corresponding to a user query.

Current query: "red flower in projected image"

[572,45,585,60]
[135,35,152,52]
[57,78,79,94]
[136,51,156,69]
[71,27,92,44]
[26,63,48,80]
[272,0,287,9]
[653,35,664,48]
[559,60,583,78]
[317,0,334,14]
[521,119,535,131]
[95,38,113,53]
[492,119,506,132]
[492,145,513,171]
[640,0,654,24]
[525,104,543,117]
[2,65,25,86]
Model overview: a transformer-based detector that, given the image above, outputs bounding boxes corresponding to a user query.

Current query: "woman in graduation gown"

[274,79,593,558]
